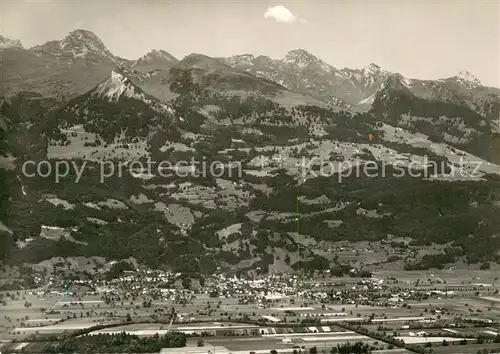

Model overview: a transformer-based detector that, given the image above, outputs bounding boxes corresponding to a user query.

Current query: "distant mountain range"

[1,29,500,277]
[2,29,497,114]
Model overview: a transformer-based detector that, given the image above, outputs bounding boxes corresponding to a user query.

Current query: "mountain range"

[2,30,497,112]
[1,29,500,279]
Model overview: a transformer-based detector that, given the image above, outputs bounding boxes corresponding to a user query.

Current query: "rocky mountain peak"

[178,53,230,71]
[454,70,482,88]
[372,73,413,106]
[225,54,256,67]
[283,49,318,66]
[93,69,140,102]
[67,29,105,45]
[91,68,174,115]
[31,29,115,61]
[138,49,177,63]
[383,73,412,90]
[62,29,113,57]
[363,63,382,75]
[0,35,23,49]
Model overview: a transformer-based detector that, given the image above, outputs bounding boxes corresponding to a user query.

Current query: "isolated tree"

[285,254,291,265]
[181,277,192,289]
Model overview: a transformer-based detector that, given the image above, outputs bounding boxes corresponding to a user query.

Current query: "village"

[1,267,500,353]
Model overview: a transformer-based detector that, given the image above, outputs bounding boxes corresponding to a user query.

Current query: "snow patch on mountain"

[358,93,376,105]
[45,197,75,210]
[401,77,413,88]
[0,220,12,234]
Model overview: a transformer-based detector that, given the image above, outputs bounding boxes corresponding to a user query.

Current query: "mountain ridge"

[3,29,492,88]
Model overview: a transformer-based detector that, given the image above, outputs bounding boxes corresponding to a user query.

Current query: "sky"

[1,0,499,87]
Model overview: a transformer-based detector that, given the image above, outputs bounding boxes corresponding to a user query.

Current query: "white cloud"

[264,5,305,23]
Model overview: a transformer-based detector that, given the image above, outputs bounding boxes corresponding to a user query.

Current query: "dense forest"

[2,78,500,273]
